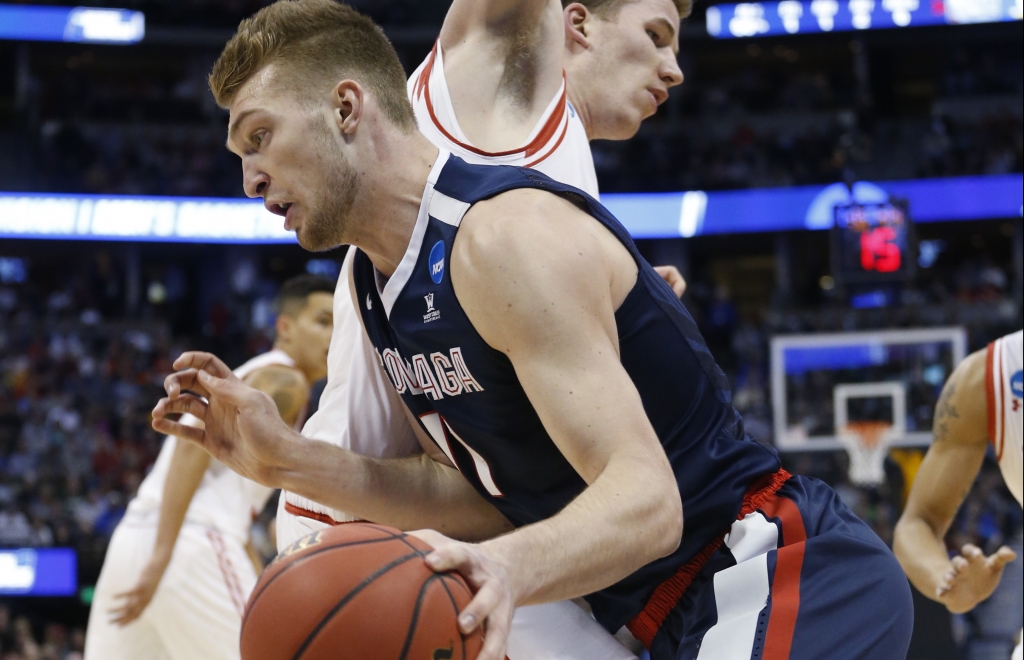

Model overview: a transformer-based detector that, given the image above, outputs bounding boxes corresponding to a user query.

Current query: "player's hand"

[409,529,516,660]
[109,557,167,626]
[152,352,296,487]
[936,543,1017,613]
[653,265,686,298]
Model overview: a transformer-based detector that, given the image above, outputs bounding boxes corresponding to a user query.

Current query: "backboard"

[771,327,967,451]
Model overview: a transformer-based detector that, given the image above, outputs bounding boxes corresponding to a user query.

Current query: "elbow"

[652,484,684,559]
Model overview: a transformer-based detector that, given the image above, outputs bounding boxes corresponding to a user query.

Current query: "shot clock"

[831,200,914,283]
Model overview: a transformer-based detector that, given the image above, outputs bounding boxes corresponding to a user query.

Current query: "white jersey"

[282,41,602,525]
[986,330,1023,506]
[409,40,599,199]
[129,350,293,543]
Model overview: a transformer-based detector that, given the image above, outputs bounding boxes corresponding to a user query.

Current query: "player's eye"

[647,29,660,44]
[251,131,266,148]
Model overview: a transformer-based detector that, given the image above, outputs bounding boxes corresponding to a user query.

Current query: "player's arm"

[243,364,310,427]
[893,349,1016,613]
[410,190,683,659]
[437,0,564,146]
[110,422,209,625]
[152,361,513,541]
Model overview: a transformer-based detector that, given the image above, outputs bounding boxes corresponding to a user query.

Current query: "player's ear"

[275,313,294,344]
[564,3,592,49]
[331,80,364,137]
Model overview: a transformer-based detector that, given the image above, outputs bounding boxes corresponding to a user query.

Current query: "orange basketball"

[241,523,483,660]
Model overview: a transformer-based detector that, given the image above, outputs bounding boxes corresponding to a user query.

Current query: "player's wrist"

[479,537,531,606]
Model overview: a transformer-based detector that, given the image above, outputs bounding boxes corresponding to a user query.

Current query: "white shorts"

[85,517,257,660]
[1013,632,1022,660]
[275,500,638,660]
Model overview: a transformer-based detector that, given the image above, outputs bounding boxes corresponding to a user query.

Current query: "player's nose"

[242,161,269,198]
[660,53,683,89]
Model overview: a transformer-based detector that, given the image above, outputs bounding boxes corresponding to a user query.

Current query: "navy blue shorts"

[648,475,913,660]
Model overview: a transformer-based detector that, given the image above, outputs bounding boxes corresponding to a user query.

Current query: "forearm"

[276,434,512,541]
[894,515,954,601]
[483,454,682,605]
[153,440,210,565]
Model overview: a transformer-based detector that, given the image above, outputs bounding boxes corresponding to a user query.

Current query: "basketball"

[240,523,482,660]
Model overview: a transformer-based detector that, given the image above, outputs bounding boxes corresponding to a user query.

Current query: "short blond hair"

[209,0,415,129]
[563,0,693,20]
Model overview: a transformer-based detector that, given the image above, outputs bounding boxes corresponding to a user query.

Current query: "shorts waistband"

[626,468,792,649]
[283,501,364,527]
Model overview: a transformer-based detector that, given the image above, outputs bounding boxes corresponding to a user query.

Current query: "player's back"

[988,329,1023,505]
[130,349,297,542]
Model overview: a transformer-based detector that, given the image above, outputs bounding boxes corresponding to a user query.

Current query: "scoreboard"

[831,201,914,282]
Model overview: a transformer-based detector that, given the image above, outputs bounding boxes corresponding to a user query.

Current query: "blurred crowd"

[0,603,84,660]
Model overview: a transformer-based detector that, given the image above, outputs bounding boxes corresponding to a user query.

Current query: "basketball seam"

[293,550,428,660]
[434,574,470,660]
[244,527,407,629]
[396,573,445,660]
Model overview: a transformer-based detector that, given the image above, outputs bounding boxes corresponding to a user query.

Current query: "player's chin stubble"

[298,116,357,252]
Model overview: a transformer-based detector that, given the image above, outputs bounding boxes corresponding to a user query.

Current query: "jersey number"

[419,412,503,497]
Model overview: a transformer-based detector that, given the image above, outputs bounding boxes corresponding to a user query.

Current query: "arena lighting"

[0,548,77,596]
[0,4,145,43]
[0,174,1020,242]
[706,0,1022,38]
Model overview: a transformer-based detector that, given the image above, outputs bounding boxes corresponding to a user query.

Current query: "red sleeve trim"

[986,341,998,450]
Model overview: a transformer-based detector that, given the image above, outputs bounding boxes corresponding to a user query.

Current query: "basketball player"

[275,2,686,656]
[154,4,915,659]
[279,0,689,539]
[85,275,334,660]
[894,330,1023,660]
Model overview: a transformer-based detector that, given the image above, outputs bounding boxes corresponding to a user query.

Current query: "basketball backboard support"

[771,327,967,451]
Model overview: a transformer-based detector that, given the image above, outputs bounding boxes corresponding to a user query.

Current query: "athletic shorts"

[85,518,256,660]
[647,475,914,660]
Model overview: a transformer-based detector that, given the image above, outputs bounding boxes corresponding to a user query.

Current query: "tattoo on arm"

[245,366,308,426]
[932,381,959,443]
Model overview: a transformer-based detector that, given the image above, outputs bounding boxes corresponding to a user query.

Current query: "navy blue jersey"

[352,153,780,632]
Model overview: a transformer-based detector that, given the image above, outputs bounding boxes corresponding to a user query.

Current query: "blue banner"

[1,174,1021,243]
[0,5,144,43]
[0,548,77,596]
[706,0,1022,39]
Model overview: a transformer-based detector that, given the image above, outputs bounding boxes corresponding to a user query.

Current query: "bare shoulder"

[243,364,309,395]
[450,188,636,352]
[452,188,620,296]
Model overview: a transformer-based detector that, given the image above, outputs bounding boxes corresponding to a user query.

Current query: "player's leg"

[147,524,257,660]
[1013,633,1022,660]
[508,601,639,660]
[84,522,170,660]
[761,476,913,660]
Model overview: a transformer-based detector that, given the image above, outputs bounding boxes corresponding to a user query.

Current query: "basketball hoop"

[833,382,907,487]
[837,421,894,486]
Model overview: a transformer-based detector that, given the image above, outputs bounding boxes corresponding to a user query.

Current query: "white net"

[837,421,895,486]
[834,382,906,486]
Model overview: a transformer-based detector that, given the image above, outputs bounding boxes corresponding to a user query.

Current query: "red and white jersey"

[129,350,297,543]
[986,330,1023,506]
[408,41,599,199]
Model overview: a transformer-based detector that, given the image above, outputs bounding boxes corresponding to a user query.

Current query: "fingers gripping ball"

[241,523,482,660]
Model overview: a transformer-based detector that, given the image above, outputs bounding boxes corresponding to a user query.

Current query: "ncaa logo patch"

[1011,370,1023,399]
[429,240,445,284]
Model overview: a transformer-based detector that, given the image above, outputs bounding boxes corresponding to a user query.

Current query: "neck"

[566,74,596,142]
[342,130,439,278]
